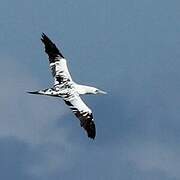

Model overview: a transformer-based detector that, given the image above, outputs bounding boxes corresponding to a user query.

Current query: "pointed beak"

[98,90,107,94]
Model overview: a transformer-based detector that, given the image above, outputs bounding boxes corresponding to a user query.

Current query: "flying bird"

[28,33,106,139]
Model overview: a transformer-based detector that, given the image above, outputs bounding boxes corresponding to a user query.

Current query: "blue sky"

[0,0,180,179]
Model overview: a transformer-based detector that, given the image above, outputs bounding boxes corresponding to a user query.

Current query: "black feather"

[41,33,64,62]
[75,111,96,139]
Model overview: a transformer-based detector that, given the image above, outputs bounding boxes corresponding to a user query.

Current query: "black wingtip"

[41,32,48,40]
[41,32,50,43]
[87,121,96,139]
[40,33,64,59]
[82,120,96,139]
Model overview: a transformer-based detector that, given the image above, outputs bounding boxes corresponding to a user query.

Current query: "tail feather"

[27,91,41,95]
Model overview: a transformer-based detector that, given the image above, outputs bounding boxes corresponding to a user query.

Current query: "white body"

[28,34,106,139]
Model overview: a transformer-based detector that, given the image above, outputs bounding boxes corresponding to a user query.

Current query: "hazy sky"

[0,0,180,179]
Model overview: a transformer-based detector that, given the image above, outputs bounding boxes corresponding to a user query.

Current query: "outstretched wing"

[41,33,72,86]
[64,94,96,139]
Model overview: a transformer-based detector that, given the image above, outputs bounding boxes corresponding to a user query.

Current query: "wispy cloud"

[0,56,78,178]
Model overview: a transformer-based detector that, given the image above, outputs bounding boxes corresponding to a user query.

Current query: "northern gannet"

[28,33,106,139]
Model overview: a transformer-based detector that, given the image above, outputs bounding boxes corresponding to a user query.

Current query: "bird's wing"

[64,94,96,139]
[41,33,72,86]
